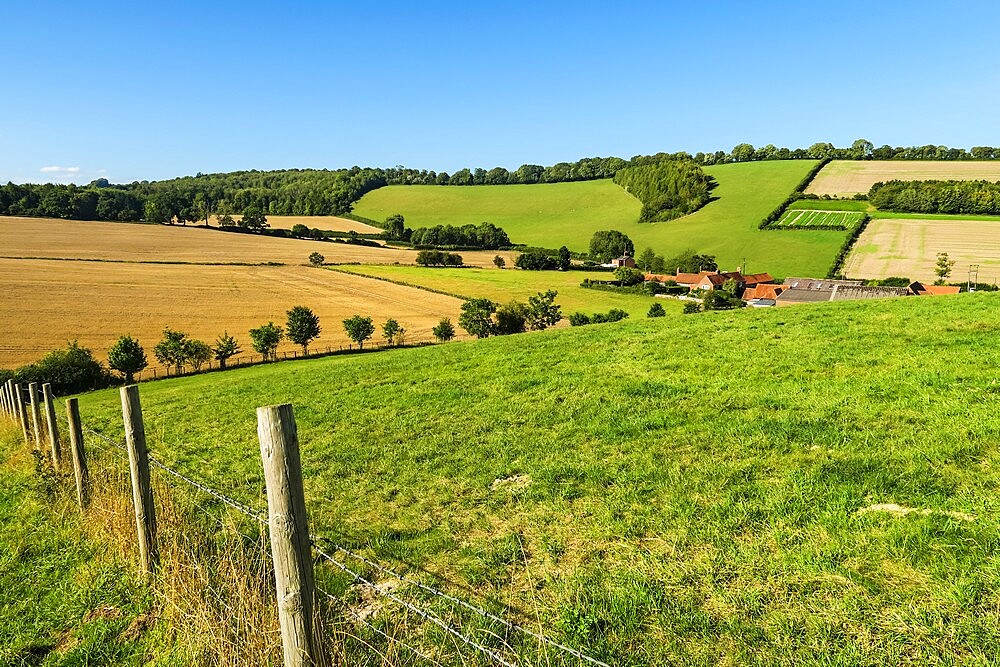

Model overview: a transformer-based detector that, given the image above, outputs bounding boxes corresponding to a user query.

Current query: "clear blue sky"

[3,1,999,184]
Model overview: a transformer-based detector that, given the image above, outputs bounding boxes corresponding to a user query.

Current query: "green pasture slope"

[333,265,674,318]
[355,161,848,276]
[70,292,1000,666]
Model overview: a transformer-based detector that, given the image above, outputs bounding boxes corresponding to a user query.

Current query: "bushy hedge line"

[868,179,1000,215]
[415,250,463,266]
[1,343,114,396]
[826,215,871,278]
[567,309,630,326]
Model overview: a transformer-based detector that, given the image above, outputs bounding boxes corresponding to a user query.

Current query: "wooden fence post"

[257,404,319,667]
[1,380,9,417]
[15,384,30,444]
[121,385,158,576]
[42,383,61,469]
[28,382,42,451]
[66,398,89,508]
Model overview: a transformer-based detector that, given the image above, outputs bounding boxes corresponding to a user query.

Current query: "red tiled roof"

[742,272,774,286]
[743,284,785,300]
[910,282,961,296]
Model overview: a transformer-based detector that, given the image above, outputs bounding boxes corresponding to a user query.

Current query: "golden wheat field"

[806,160,1000,197]
[0,216,516,267]
[844,217,1000,281]
[0,258,466,368]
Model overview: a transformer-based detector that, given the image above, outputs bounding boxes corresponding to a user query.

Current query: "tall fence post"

[28,382,43,451]
[257,404,319,667]
[66,398,89,509]
[121,385,158,576]
[1,380,10,417]
[15,384,30,444]
[42,383,61,469]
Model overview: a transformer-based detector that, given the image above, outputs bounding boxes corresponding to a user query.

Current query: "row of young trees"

[868,180,1000,215]
[457,291,561,338]
[612,160,714,222]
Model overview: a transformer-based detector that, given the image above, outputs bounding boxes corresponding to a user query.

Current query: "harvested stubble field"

[773,209,866,230]
[806,160,1000,197]
[0,216,516,267]
[844,216,1000,281]
[208,214,383,234]
[0,258,465,367]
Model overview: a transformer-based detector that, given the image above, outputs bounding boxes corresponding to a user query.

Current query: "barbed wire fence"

[0,379,609,667]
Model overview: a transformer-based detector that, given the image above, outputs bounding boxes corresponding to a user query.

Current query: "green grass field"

[65,291,1000,666]
[787,199,872,212]
[332,265,673,318]
[355,162,847,277]
[772,209,867,230]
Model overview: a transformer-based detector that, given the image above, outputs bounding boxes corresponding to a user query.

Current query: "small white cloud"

[40,166,81,174]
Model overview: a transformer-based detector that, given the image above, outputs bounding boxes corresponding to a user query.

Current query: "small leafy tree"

[382,319,405,346]
[212,332,241,369]
[432,318,456,342]
[107,335,147,383]
[239,205,268,232]
[343,315,375,349]
[637,247,656,271]
[557,246,571,271]
[614,266,645,286]
[292,223,310,237]
[249,322,283,361]
[216,201,235,227]
[459,298,497,338]
[683,301,701,314]
[286,306,321,354]
[493,255,506,269]
[308,252,325,266]
[935,252,955,285]
[184,339,212,371]
[526,290,561,330]
[154,328,189,373]
[384,213,406,240]
[589,230,634,263]
[647,303,666,318]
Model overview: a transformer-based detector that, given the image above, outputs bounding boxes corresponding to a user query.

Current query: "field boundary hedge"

[827,215,872,278]
[758,158,833,230]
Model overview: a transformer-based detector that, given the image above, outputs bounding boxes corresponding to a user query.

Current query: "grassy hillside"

[332,265,674,318]
[69,292,1000,666]
[355,161,847,277]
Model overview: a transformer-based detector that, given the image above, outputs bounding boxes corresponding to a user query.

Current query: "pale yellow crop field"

[844,217,1000,281]
[0,259,465,368]
[208,214,382,234]
[806,161,1000,197]
[0,216,516,267]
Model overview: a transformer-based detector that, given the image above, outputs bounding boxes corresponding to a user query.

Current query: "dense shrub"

[11,342,113,395]
[567,309,630,326]
[869,179,1000,215]
[515,251,558,270]
[410,222,510,249]
[415,250,463,267]
[613,160,713,222]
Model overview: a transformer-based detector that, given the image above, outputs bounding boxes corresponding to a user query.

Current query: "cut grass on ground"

[332,264,675,319]
[772,209,866,230]
[355,161,847,277]
[69,291,1000,666]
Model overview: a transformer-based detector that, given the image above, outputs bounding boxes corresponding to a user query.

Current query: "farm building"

[647,270,776,291]
[609,254,637,268]
[743,283,786,304]
[909,282,962,296]
[776,277,909,305]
